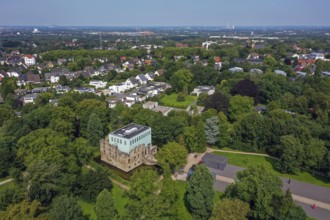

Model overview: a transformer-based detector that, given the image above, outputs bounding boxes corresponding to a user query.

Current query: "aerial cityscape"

[0,1,330,220]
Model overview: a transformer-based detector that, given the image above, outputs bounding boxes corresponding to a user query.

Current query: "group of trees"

[195,73,330,177]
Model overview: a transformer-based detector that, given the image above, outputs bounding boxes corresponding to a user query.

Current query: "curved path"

[206,147,278,159]
[0,178,14,186]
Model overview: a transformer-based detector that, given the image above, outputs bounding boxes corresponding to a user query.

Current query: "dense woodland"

[0,30,330,219]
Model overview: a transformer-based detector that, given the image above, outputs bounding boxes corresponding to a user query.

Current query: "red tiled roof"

[24,54,34,59]
[298,59,316,65]
[176,43,188,48]
[214,56,221,63]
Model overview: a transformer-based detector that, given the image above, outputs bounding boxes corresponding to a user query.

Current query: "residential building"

[135,74,148,84]
[144,72,155,81]
[228,67,243,73]
[74,87,95,94]
[23,55,36,66]
[56,86,71,94]
[109,83,128,94]
[23,93,38,104]
[154,69,164,76]
[89,80,107,89]
[274,70,287,77]
[125,77,139,89]
[191,86,215,96]
[322,71,330,78]
[142,101,173,116]
[250,68,264,74]
[100,123,157,172]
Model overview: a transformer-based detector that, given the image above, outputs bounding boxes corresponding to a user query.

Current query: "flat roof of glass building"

[111,123,150,139]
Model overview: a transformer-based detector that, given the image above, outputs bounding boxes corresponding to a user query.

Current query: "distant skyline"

[1,0,330,27]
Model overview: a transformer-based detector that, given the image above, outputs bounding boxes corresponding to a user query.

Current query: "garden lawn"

[213,152,330,188]
[0,181,15,191]
[175,181,193,220]
[78,200,96,220]
[112,184,129,217]
[160,93,197,109]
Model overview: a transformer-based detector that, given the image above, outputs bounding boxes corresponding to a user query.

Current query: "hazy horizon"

[1,0,329,26]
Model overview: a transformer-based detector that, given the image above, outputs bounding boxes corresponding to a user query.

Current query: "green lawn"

[160,93,197,109]
[78,200,96,220]
[175,181,193,220]
[213,152,330,188]
[112,184,129,217]
[0,181,15,192]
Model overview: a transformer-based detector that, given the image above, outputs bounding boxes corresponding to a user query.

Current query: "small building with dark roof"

[202,153,227,170]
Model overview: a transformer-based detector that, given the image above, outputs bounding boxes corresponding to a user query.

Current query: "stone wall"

[100,138,157,172]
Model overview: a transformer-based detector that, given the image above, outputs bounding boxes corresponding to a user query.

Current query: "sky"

[1,0,330,26]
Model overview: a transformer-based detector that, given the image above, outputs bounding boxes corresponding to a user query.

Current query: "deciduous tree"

[157,142,188,172]
[95,189,117,220]
[210,198,250,220]
[186,164,214,219]
[49,195,86,220]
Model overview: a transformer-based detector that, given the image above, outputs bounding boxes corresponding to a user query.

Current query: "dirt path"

[0,178,14,186]
[110,177,130,190]
[206,147,278,159]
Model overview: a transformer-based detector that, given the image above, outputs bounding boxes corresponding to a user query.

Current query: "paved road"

[183,152,330,220]
[208,165,330,220]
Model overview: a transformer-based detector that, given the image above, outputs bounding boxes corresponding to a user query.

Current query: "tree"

[0,137,16,178]
[303,138,327,171]
[228,95,254,121]
[156,142,188,172]
[157,177,181,219]
[210,199,250,220]
[49,106,75,137]
[217,112,231,149]
[186,164,215,219]
[264,56,277,70]
[0,200,46,220]
[126,169,159,219]
[272,190,307,220]
[204,92,229,114]
[76,99,109,138]
[86,113,104,146]
[170,69,193,93]
[190,64,219,86]
[279,135,304,173]
[225,166,284,219]
[0,105,14,127]
[176,92,186,102]
[95,189,117,220]
[197,92,208,106]
[232,112,268,152]
[205,116,220,145]
[59,75,68,86]
[78,168,112,203]
[0,185,25,211]
[231,79,259,104]
[25,160,61,206]
[49,195,86,220]
[184,126,206,153]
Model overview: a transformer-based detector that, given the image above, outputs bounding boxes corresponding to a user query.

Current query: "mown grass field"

[160,93,197,109]
[213,151,330,188]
